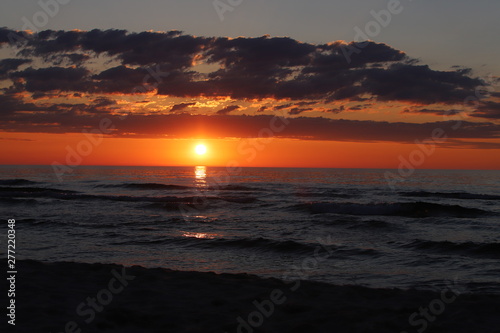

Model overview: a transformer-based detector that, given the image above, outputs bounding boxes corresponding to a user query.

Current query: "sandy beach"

[7,259,499,333]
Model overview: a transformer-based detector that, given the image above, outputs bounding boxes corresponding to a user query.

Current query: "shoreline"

[8,259,500,332]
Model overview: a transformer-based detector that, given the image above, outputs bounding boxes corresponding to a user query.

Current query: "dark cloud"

[21,29,208,68]
[273,102,318,113]
[2,113,498,146]
[309,41,406,71]
[0,27,11,44]
[472,101,500,119]
[327,105,345,113]
[359,64,482,104]
[91,97,115,107]
[347,105,368,111]
[92,66,149,93]
[274,104,293,110]
[74,97,119,114]
[0,27,24,45]
[405,108,461,116]
[0,137,34,141]
[294,101,317,107]
[30,91,67,100]
[0,28,486,104]
[48,53,90,66]
[31,92,49,100]
[10,66,90,92]
[258,102,319,115]
[289,107,313,115]
[216,105,240,115]
[0,58,31,79]
[0,92,117,118]
[0,93,42,116]
[170,102,196,112]
[436,139,500,150]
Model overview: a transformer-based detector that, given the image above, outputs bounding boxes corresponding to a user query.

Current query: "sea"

[1,165,499,294]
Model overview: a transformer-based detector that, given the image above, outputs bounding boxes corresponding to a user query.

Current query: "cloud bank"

[0,28,498,146]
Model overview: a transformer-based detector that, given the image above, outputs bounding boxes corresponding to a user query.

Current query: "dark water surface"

[1,165,499,293]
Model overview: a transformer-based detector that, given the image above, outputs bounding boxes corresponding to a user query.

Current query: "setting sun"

[195,144,207,155]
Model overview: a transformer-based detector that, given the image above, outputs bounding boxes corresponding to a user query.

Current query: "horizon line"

[0,164,498,171]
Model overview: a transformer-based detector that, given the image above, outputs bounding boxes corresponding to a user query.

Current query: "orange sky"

[1,132,498,169]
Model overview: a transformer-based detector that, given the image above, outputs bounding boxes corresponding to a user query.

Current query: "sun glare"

[195,144,207,155]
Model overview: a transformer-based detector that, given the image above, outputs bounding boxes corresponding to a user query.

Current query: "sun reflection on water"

[182,232,218,239]
[195,165,206,180]
[194,165,208,190]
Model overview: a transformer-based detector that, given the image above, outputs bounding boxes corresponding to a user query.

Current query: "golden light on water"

[195,165,206,180]
[182,232,217,239]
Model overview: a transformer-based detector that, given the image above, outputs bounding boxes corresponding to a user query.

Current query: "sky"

[0,0,499,169]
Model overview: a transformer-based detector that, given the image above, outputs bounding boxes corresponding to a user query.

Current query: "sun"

[195,144,207,155]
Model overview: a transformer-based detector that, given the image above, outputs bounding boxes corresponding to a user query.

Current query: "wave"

[208,184,263,192]
[404,239,500,259]
[95,183,193,190]
[0,186,197,203]
[0,186,80,199]
[0,186,257,210]
[216,195,258,203]
[0,186,77,194]
[110,236,380,258]
[0,178,41,186]
[144,201,200,211]
[349,219,396,229]
[95,183,264,192]
[296,201,492,218]
[400,191,500,200]
[19,218,71,226]
[317,217,396,230]
[294,190,354,199]
[0,197,38,205]
[201,237,318,253]
[111,236,318,254]
[145,195,257,211]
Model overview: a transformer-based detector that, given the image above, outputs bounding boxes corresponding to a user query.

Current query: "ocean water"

[1,165,499,294]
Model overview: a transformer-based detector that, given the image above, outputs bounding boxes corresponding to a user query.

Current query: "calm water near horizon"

[1,165,499,294]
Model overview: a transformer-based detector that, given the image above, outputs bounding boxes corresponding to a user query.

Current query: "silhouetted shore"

[8,259,500,332]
